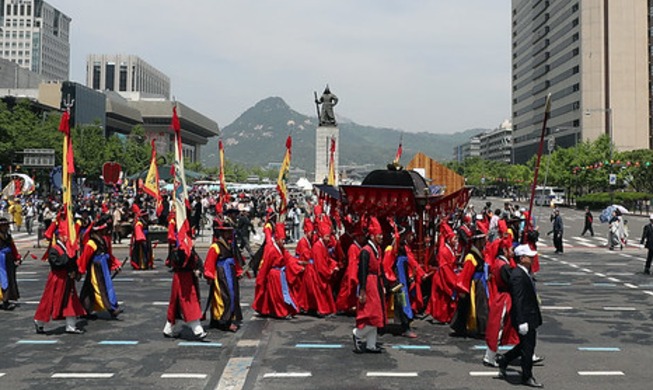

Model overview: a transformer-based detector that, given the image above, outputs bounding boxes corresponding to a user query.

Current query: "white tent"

[295,177,314,191]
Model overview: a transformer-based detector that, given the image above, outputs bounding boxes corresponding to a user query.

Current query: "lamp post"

[585,108,614,203]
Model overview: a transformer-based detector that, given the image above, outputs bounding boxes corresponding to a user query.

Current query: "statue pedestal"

[314,126,339,184]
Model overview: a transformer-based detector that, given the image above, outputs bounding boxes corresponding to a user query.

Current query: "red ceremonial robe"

[356,241,385,328]
[166,249,203,324]
[485,255,519,352]
[253,240,302,318]
[301,238,337,315]
[426,241,458,323]
[335,241,362,313]
[293,235,312,311]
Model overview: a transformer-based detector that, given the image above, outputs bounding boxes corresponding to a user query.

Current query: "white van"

[534,186,565,206]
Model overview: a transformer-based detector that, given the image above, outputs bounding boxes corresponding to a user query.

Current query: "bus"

[533,186,565,206]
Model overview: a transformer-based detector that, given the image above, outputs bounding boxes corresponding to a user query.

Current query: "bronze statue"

[314,85,338,126]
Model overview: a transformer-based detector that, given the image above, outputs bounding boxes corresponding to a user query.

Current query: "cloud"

[54,0,511,133]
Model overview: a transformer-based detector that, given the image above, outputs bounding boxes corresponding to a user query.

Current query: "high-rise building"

[511,1,650,164]
[86,54,171,99]
[0,0,71,81]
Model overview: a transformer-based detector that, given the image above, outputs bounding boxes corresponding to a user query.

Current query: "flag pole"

[526,93,552,236]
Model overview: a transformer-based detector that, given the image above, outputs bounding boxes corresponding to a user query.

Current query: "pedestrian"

[112,203,123,244]
[0,217,21,310]
[608,210,623,250]
[552,209,564,254]
[204,219,243,330]
[33,225,86,334]
[8,199,22,232]
[78,215,124,319]
[581,206,594,237]
[129,209,154,270]
[236,210,255,258]
[639,214,653,275]
[24,200,35,235]
[497,244,544,388]
[352,217,385,353]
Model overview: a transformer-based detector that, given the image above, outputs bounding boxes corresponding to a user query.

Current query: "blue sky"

[54,0,511,134]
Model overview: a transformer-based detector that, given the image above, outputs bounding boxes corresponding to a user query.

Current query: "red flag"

[217,139,230,213]
[393,143,403,165]
[57,109,78,257]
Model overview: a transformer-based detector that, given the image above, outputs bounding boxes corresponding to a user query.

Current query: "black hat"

[0,217,13,226]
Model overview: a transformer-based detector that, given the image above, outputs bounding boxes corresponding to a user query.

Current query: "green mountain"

[201,97,486,174]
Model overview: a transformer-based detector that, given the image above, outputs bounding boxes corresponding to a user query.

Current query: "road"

[1,199,653,389]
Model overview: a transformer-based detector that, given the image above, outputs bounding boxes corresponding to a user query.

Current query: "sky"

[54,0,511,134]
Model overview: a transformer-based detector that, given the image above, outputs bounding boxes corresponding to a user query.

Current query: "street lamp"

[585,108,614,203]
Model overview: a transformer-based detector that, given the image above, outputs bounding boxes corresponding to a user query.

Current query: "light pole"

[585,108,614,203]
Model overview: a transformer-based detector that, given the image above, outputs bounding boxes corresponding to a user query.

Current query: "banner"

[143,139,162,215]
[58,110,78,257]
[171,106,193,257]
[276,135,292,214]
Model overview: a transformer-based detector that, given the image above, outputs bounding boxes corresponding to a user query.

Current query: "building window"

[119,64,127,91]
[93,64,101,89]
[105,63,115,91]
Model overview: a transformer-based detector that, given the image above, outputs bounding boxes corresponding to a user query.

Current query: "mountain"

[201,97,487,174]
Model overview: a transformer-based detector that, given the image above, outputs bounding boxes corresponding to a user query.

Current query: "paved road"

[1,200,652,389]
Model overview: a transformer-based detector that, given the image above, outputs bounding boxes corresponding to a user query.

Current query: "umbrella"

[599,205,615,223]
[611,204,629,214]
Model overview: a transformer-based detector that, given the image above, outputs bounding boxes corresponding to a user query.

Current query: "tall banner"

[393,134,403,165]
[171,106,193,257]
[58,109,78,257]
[143,139,163,215]
[327,136,336,185]
[217,139,230,214]
[526,93,552,237]
[276,135,292,214]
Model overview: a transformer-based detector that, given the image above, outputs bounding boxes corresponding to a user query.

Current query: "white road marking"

[152,301,168,306]
[16,271,37,275]
[603,307,636,311]
[469,371,519,377]
[619,254,633,258]
[560,272,587,276]
[606,272,632,276]
[607,277,622,283]
[51,373,114,378]
[569,264,579,269]
[578,371,624,376]
[594,273,606,277]
[366,372,418,377]
[216,357,253,390]
[624,283,638,289]
[161,373,207,379]
[0,373,5,377]
[581,268,592,273]
[643,291,653,296]
[577,242,597,247]
[263,372,312,378]
[541,306,573,310]
[236,339,260,347]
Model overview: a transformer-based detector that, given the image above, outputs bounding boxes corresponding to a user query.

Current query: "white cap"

[513,210,521,218]
[476,214,483,220]
[649,214,653,220]
[514,244,537,258]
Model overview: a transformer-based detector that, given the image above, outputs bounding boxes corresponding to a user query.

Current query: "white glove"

[518,322,529,335]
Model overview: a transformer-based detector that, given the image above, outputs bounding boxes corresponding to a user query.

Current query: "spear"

[313,91,321,124]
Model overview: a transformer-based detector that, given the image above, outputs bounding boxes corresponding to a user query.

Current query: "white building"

[0,0,71,81]
[479,120,512,164]
[86,54,171,99]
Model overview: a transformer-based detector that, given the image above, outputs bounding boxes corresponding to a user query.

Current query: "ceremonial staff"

[525,93,552,238]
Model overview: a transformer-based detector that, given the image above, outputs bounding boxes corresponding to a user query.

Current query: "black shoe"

[352,335,364,354]
[34,321,45,334]
[533,355,545,364]
[2,302,16,311]
[110,308,123,318]
[65,328,85,334]
[496,354,508,378]
[522,377,543,388]
[644,270,651,275]
[365,346,383,354]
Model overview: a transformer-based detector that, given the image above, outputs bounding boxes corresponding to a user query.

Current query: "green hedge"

[576,192,653,210]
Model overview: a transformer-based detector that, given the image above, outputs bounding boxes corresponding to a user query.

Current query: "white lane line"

[161,373,207,379]
[541,306,573,310]
[578,371,624,376]
[624,283,638,289]
[577,242,597,247]
[236,339,260,347]
[469,371,519,377]
[366,372,418,377]
[152,301,168,306]
[0,373,5,377]
[643,291,653,296]
[52,373,114,378]
[595,272,606,277]
[216,357,253,390]
[606,272,632,276]
[581,268,592,273]
[263,372,312,378]
[569,264,580,269]
[607,277,622,283]
[603,307,637,311]
[22,301,40,304]
[560,272,587,276]
[16,271,37,275]
[619,254,634,258]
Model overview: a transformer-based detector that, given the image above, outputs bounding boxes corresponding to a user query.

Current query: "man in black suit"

[640,214,653,275]
[497,244,543,388]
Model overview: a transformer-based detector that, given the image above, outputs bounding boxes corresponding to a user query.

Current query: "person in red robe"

[77,216,123,319]
[34,222,86,334]
[336,223,366,314]
[293,219,314,311]
[483,237,519,367]
[301,221,339,317]
[162,217,206,339]
[352,216,386,353]
[426,225,459,324]
[253,222,304,318]
[130,211,154,270]
[204,221,242,331]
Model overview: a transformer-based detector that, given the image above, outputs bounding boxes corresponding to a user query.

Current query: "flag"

[393,139,403,165]
[171,105,193,257]
[58,109,78,257]
[276,135,292,214]
[217,139,230,214]
[327,136,336,185]
[143,139,163,215]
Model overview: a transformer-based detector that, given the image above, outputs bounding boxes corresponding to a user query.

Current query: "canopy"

[128,165,207,181]
[295,177,313,191]
[3,173,36,195]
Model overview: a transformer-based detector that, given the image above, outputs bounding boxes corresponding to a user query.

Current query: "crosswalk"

[538,235,638,249]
